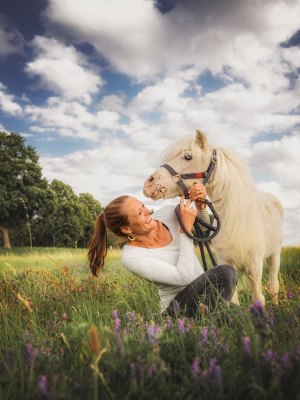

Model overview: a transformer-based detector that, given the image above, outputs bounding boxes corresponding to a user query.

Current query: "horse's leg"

[248,257,265,306]
[230,288,240,305]
[267,252,281,304]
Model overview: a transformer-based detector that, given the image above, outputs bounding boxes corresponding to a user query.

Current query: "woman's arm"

[122,234,198,286]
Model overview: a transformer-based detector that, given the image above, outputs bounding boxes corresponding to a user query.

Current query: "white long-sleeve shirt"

[121,205,205,312]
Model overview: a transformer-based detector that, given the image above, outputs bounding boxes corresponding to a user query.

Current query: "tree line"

[0,131,117,249]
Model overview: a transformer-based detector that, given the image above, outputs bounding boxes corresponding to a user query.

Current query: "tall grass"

[0,247,300,399]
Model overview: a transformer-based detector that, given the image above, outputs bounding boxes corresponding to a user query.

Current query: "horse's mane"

[209,146,264,263]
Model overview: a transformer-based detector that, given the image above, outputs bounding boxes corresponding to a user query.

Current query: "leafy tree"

[0,131,53,249]
[45,180,85,248]
[77,193,103,247]
[42,182,106,248]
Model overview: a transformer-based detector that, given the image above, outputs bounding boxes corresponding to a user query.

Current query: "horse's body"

[143,130,284,305]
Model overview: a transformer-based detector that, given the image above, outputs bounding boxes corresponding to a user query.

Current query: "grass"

[0,246,300,399]
[0,247,89,273]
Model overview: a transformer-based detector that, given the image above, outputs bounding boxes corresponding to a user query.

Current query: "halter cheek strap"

[160,149,217,198]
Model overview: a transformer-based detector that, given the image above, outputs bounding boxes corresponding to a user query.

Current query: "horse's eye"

[183,153,193,161]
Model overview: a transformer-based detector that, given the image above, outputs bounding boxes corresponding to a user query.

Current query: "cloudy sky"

[0,0,299,245]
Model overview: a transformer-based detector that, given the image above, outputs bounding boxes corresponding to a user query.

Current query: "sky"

[0,0,299,246]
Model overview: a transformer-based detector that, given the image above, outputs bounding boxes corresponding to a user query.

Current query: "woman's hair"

[88,195,130,276]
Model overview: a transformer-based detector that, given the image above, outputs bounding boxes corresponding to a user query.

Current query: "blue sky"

[0,0,299,245]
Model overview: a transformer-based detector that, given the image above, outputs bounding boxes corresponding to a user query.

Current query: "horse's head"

[143,130,214,200]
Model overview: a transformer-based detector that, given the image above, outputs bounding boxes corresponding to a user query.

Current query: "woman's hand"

[188,183,207,210]
[179,195,198,234]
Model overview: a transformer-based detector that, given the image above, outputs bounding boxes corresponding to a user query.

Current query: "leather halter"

[161,149,217,198]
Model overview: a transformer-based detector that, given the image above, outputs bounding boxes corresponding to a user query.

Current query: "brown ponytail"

[88,195,130,276]
[88,212,107,276]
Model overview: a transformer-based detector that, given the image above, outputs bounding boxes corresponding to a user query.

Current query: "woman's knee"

[219,264,237,287]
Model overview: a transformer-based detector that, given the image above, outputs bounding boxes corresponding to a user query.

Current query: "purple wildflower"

[38,375,48,396]
[281,352,292,369]
[147,325,161,337]
[130,362,137,378]
[263,350,276,363]
[211,326,218,341]
[125,311,136,323]
[267,308,275,327]
[60,348,65,358]
[287,289,293,300]
[249,300,264,318]
[114,317,121,334]
[178,318,187,334]
[191,356,201,377]
[242,336,251,356]
[112,310,122,334]
[165,316,172,330]
[174,300,181,311]
[199,327,208,349]
[204,357,222,388]
[201,327,208,342]
[146,363,157,378]
[26,343,39,365]
[147,325,161,344]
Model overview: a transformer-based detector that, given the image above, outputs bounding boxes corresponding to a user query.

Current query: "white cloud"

[247,133,300,190]
[40,140,156,204]
[40,0,300,149]
[121,76,299,150]
[45,0,300,82]
[25,96,122,141]
[99,95,127,114]
[25,36,102,103]
[128,76,191,115]
[0,83,22,115]
[45,0,163,80]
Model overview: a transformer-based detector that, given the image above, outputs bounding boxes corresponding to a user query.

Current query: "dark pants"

[162,264,237,318]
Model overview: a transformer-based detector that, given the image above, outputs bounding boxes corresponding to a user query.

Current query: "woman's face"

[122,197,156,236]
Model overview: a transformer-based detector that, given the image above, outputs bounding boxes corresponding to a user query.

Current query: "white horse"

[143,130,284,306]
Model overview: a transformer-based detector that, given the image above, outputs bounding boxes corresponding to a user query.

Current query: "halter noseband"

[160,149,217,199]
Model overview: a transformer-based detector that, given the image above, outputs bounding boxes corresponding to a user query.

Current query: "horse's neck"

[206,147,257,222]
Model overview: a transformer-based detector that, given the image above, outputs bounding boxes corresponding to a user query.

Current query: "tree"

[45,180,86,248]
[0,131,53,249]
[77,193,103,247]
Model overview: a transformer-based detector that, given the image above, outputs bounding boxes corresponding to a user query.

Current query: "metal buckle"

[211,154,217,164]
[172,173,183,182]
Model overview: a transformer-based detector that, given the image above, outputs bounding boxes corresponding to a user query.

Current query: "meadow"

[0,246,300,400]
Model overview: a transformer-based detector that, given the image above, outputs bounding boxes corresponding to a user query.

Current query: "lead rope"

[174,199,220,271]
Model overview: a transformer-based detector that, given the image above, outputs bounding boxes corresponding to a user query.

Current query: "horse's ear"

[195,130,208,149]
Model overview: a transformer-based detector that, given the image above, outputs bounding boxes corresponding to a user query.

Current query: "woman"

[88,183,237,318]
